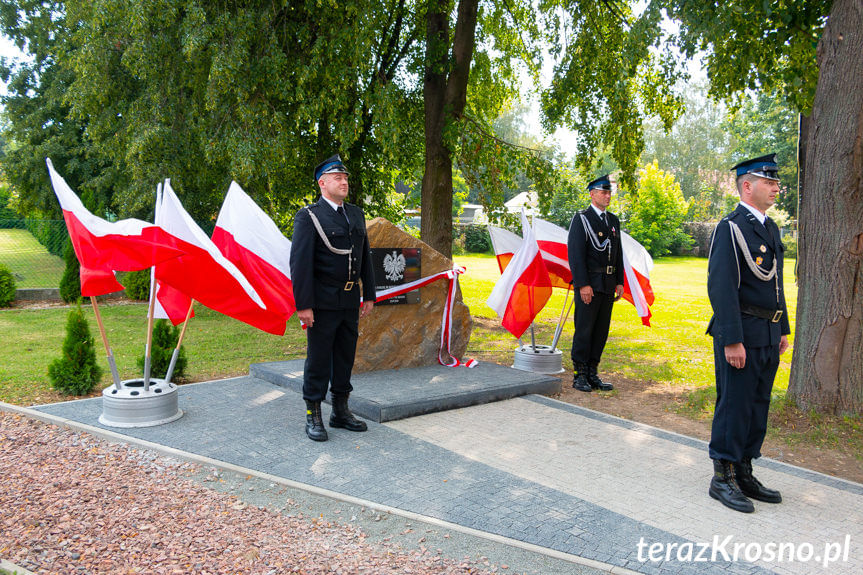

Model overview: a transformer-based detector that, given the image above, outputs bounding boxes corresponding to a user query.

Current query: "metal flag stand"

[99,181,183,428]
[512,286,572,375]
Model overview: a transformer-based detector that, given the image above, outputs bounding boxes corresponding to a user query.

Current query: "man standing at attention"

[567,174,624,393]
[707,154,790,513]
[290,154,376,442]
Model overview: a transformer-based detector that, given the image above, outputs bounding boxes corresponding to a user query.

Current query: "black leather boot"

[709,459,754,513]
[572,363,592,392]
[329,394,367,432]
[305,400,328,442]
[734,458,782,503]
[587,364,614,391]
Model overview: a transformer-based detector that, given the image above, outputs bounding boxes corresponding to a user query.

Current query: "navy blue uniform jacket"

[707,205,790,348]
[290,198,376,310]
[567,207,624,294]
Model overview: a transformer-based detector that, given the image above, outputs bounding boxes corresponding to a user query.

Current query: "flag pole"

[143,182,163,391]
[552,295,574,352]
[164,300,194,384]
[89,296,122,389]
[551,286,574,351]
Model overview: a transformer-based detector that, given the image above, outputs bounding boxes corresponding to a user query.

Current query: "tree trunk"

[788,0,863,414]
[420,0,478,258]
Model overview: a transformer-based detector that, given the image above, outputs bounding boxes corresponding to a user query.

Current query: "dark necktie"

[337,205,349,227]
[600,212,607,226]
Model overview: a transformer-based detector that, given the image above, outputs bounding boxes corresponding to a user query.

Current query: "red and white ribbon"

[374,266,476,368]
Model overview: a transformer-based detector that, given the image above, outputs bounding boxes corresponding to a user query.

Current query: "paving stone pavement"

[31,376,862,575]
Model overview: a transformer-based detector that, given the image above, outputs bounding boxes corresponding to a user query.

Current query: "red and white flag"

[487,225,523,273]
[486,211,552,338]
[46,158,183,296]
[212,182,296,320]
[150,187,194,325]
[621,232,655,326]
[153,180,287,335]
[534,218,573,289]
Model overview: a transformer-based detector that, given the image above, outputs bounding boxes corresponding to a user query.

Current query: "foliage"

[623,161,692,257]
[0,182,18,219]
[0,263,16,307]
[0,0,108,218]
[121,269,151,301]
[641,80,731,203]
[661,0,830,114]
[58,240,80,303]
[24,218,67,256]
[544,166,589,229]
[539,1,686,186]
[47,301,102,395]
[463,224,491,253]
[137,319,187,381]
[724,91,799,216]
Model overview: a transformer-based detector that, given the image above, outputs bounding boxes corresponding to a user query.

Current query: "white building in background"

[457,203,487,225]
[504,191,538,215]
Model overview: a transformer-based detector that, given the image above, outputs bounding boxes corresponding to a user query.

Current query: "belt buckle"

[606,266,614,275]
[771,310,783,323]
[343,281,354,291]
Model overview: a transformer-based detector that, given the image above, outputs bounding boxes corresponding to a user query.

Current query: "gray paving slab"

[30,376,788,575]
[249,359,561,422]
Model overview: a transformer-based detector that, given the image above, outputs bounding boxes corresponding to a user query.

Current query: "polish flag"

[621,232,655,326]
[46,158,183,296]
[486,211,553,338]
[487,225,523,273]
[212,182,296,320]
[153,180,287,335]
[150,187,194,325]
[534,218,573,289]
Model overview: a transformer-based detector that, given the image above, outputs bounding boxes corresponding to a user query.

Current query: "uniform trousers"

[708,338,780,463]
[302,308,360,403]
[571,290,615,366]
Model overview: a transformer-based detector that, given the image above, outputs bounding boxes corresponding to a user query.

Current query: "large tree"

[664,0,863,414]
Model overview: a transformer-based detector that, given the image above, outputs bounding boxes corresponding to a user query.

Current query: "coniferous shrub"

[48,301,102,395]
[59,240,81,303]
[0,264,16,307]
[122,269,151,301]
[137,319,187,380]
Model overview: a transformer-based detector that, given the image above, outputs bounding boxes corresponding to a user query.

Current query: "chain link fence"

[0,219,68,290]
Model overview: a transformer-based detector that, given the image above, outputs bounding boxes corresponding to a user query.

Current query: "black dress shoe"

[735,459,782,503]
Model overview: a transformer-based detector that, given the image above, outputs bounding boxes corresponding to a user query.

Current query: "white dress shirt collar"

[739,201,766,224]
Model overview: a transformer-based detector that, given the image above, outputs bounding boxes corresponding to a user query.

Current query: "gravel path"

[0,412,501,575]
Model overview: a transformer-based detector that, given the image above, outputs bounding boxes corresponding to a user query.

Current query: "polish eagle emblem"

[383,250,406,282]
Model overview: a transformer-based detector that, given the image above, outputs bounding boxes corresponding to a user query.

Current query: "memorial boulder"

[354,218,472,372]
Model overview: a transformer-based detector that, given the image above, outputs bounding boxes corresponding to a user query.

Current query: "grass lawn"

[0,228,65,288]
[0,302,306,405]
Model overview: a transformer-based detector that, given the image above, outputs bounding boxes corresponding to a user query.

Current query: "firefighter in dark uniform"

[290,154,376,442]
[567,174,624,392]
[707,154,790,512]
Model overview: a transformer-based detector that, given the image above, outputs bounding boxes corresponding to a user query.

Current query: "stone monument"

[354,218,472,372]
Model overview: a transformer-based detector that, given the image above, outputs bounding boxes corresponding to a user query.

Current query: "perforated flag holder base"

[99,378,184,428]
[512,345,564,375]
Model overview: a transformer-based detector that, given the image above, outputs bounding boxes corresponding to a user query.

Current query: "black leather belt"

[741,304,783,323]
[317,276,357,291]
[589,266,616,275]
